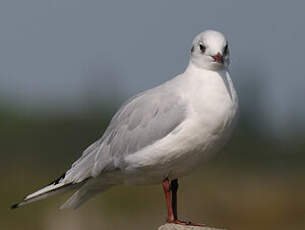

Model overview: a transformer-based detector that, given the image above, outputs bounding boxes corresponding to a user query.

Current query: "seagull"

[11,30,238,225]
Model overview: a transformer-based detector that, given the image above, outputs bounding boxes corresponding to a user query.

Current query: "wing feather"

[65,81,186,182]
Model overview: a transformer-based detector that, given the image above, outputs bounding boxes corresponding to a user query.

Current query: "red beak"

[211,52,224,64]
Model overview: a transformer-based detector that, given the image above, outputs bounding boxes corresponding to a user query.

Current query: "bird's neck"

[184,62,227,78]
[184,61,237,108]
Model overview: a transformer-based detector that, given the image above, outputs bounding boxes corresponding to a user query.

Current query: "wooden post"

[158,223,226,230]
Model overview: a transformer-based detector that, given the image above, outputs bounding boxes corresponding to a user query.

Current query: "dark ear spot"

[224,44,228,55]
[191,46,194,53]
[199,44,206,53]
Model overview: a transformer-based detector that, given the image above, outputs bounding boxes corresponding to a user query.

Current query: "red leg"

[163,178,205,227]
[162,178,175,222]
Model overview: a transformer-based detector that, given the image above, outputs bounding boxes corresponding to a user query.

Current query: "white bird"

[12,30,238,225]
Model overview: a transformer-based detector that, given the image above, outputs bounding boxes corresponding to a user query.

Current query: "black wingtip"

[48,172,66,186]
[11,203,19,210]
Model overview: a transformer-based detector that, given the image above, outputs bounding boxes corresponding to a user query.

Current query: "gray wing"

[64,83,187,182]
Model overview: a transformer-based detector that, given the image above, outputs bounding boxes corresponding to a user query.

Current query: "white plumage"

[12,30,238,213]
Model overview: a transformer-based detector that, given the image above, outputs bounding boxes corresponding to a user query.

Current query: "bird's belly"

[167,112,236,179]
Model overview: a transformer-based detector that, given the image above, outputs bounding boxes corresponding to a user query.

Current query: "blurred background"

[1,1,305,230]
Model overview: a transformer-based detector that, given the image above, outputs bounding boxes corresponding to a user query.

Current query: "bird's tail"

[60,182,112,210]
[11,173,83,209]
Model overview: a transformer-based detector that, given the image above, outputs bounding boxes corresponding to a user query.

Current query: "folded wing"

[65,82,187,182]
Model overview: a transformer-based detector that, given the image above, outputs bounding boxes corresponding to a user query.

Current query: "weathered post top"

[158,223,227,230]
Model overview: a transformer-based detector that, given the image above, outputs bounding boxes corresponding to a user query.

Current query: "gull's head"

[190,30,230,71]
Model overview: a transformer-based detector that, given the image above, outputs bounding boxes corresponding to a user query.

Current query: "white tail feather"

[11,176,110,210]
[11,182,80,209]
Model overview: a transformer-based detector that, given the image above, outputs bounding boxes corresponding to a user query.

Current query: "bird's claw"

[167,219,205,226]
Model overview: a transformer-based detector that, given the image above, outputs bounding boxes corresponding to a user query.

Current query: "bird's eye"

[224,44,228,55]
[199,44,206,53]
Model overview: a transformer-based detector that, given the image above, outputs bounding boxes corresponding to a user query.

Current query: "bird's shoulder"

[102,75,188,147]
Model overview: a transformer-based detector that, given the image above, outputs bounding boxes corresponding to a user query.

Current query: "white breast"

[188,69,238,138]
[154,68,238,178]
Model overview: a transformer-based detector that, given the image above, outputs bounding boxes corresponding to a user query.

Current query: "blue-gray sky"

[0,0,304,137]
